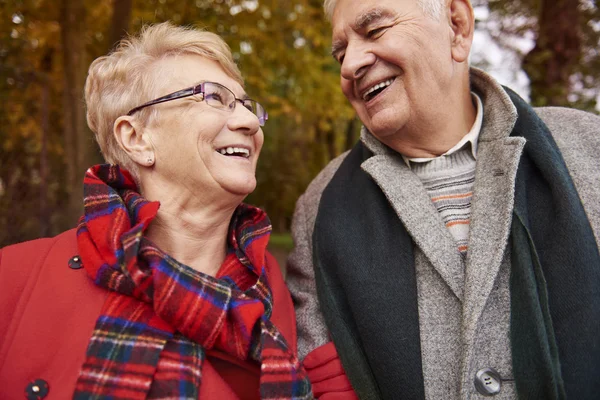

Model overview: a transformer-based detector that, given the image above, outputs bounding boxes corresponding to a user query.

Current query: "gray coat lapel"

[462,68,526,338]
[461,136,524,336]
[360,131,465,301]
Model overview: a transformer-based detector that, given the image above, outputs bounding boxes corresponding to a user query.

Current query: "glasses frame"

[126,81,268,126]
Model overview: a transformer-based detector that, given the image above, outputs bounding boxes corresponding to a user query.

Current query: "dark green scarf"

[312,89,600,399]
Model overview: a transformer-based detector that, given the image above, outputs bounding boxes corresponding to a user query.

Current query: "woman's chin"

[220,178,257,198]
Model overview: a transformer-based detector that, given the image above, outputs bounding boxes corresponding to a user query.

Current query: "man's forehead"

[333,1,394,27]
[355,8,395,29]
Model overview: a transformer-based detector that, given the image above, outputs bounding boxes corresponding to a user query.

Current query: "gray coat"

[287,68,600,399]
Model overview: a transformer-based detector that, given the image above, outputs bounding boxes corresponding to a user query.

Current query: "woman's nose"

[228,104,260,135]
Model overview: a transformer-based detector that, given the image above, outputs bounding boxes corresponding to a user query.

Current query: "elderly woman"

[0,23,314,399]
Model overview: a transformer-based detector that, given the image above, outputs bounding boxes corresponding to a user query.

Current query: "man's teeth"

[217,147,250,157]
[363,78,394,100]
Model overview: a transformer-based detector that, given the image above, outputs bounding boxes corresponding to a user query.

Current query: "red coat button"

[25,379,49,400]
[68,255,83,269]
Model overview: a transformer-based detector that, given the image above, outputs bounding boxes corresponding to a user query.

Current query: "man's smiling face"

[331,0,458,147]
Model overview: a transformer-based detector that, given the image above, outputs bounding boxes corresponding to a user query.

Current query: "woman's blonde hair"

[84,22,242,176]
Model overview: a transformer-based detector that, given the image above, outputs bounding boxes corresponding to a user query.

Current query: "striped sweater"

[410,148,476,257]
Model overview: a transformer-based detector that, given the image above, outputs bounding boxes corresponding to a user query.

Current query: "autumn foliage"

[1,0,598,246]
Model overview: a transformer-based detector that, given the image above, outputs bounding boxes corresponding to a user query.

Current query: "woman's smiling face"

[143,54,264,200]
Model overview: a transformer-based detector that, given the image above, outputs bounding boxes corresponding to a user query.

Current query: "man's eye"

[367,27,387,37]
[338,54,345,64]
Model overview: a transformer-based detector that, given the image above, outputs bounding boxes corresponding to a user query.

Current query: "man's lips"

[359,77,397,101]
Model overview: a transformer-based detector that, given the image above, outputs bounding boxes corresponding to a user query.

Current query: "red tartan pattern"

[74,164,312,399]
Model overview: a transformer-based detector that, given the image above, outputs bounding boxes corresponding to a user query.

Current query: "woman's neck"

[144,199,238,277]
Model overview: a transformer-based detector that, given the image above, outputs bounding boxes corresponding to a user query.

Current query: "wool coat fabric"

[0,228,297,400]
[287,68,600,399]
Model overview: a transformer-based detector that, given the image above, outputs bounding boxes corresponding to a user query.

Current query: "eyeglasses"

[126,81,268,126]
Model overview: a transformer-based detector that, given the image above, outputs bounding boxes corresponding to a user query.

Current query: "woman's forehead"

[151,54,244,96]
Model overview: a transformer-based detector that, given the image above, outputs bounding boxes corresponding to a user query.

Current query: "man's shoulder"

[534,106,600,144]
[534,106,600,166]
[300,150,350,209]
[534,107,600,243]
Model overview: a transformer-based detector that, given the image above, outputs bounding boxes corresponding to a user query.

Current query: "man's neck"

[387,85,477,158]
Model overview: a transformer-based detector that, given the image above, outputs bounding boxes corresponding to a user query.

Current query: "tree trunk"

[522,0,582,107]
[108,0,133,51]
[344,117,358,151]
[39,49,53,237]
[325,127,337,160]
[60,0,87,225]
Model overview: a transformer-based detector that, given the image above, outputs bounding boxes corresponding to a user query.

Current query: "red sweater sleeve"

[303,342,359,400]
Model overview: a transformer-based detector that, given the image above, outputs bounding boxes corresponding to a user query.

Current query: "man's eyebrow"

[331,8,395,58]
[355,8,394,30]
[331,40,345,58]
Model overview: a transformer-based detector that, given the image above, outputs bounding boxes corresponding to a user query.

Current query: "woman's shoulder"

[0,228,105,336]
[0,229,107,398]
[0,229,79,315]
[1,229,77,266]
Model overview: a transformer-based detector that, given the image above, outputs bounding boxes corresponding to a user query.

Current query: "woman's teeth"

[217,147,250,158]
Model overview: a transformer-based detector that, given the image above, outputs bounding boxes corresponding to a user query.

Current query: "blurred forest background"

[1,0,599,248]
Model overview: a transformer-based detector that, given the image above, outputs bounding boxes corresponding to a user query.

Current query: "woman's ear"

[448,0,475,63]
[113,116,155,167]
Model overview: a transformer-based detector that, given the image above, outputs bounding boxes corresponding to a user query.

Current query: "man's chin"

[365,121,402,140]
[361,105,405,132]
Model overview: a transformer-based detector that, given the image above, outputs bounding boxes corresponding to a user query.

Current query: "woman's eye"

[243,102,254,112]
[206,93,224,103]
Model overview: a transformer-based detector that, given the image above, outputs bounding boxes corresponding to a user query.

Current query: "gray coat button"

[474,367,502,396]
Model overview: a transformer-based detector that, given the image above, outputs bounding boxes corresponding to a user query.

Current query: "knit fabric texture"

[74,164,313,400]
[411,147,476,257]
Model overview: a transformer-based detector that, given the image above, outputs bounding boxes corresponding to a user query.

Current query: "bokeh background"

[1,0,599,250]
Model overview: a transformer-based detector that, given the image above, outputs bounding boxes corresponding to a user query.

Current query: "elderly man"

[287,0,600,399]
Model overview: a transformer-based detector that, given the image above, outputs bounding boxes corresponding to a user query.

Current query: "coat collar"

[357,67,524,304]
[461,68,525,340]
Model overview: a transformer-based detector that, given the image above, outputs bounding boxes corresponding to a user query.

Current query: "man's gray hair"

[323,0,444,22]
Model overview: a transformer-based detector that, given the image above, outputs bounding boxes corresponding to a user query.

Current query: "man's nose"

[340,41,376,81]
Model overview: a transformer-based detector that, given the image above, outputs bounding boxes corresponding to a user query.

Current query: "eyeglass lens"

[203,82,267,126]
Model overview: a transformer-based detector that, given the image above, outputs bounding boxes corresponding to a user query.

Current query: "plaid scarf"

[74,164,312,400]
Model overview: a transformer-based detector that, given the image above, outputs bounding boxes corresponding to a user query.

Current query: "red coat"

[0,229,297,400]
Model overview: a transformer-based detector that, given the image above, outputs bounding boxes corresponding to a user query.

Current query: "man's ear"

[448,0,475,63]
[113,116,155,167]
